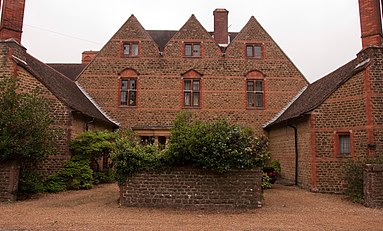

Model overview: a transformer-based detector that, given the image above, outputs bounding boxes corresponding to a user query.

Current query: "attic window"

[123,42,139,57]
[246,44,262,58]
[184,43,201,57]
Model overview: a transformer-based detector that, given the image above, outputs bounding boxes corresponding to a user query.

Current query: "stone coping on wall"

[119,167,263,209]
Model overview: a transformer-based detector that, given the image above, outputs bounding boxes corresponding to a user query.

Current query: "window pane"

[340,135,350,155]
[246,45,253,57]
[123,44,130,55]
[247,81,254,91]
[121,80,129,90]
[184,80,191,90]
[193,44,200,56]
[120,91,127,105]
[256,93,263,108]
[193,80,200,91]
[132,44,139,56]
[247,93,254,107]
[130,79,136,90]
[184,92,191,106]
[256,80,263,91]
[185,44,192,56]
[193,92,200,106]
[254,45,262,58]
[129,91,136,106]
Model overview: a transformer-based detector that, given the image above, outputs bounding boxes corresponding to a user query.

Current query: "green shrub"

[112,112,270,185]
[343,157,383,203]
[270,160,281,175]
[111,139,165,185]
[262,174,272,189]
[166,111,269,172]
[45,157,94,192]
[17,170,46,198]
[93,170,115,184]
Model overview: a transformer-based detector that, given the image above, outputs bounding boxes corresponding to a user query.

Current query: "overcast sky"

[21,0,362,83]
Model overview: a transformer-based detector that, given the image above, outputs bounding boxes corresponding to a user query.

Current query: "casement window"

[120,78,137,106]
[246,44,262,58]
[184,43,201,57]
[183,79,200,107]
[247,80,264,109]
[338,133,351,156]
[123,42,139,57]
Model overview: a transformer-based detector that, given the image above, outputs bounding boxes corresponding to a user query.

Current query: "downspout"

[288,124,299,186]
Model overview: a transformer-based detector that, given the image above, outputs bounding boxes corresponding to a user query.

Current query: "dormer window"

[184,43,201,57]
[246,44,262,58]
[123,42,139,57]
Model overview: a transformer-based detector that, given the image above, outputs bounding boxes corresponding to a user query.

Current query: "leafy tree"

[0,76,55,163]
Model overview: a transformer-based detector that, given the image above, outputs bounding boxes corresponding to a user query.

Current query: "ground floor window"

[337,132,351,157]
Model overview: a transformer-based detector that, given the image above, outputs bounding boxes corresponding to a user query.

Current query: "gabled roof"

[13,53,118,127]
[265,57,370,128]
[48,63,87,80]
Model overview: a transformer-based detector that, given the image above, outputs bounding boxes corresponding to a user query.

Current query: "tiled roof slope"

[47,63,87,81]
[266,57,370,128]
[13,53,118,127]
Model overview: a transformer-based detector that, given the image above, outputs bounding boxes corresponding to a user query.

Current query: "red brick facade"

[77,13,308,138]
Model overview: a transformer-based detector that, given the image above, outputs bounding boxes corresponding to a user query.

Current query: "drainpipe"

[288,124,299,186]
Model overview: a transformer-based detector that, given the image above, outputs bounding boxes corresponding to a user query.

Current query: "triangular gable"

[111,15,157,42]
[164,15,221,57]
[171,15,214,40]
[77,15,159,80]
[230,16,271,42]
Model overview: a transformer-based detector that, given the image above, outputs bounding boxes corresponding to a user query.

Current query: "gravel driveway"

[0,183,382,231]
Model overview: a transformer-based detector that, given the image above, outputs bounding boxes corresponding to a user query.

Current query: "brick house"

[265,0,383,193]
[75,9,308,145]
[0,0,118,201]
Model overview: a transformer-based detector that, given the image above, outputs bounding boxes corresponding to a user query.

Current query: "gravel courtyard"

[0,183,382,231]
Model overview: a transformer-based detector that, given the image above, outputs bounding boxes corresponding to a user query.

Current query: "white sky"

[21,0,362,83]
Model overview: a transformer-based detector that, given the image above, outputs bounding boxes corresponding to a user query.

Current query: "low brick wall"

[364,164,383,208]
[0,161,20,202]
[119,167,263,209]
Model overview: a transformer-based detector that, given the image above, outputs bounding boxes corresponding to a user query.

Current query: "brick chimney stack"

[358,0,383,48]
[82,50,98,64]
[213,9,229,45]
[0,0,26,43]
